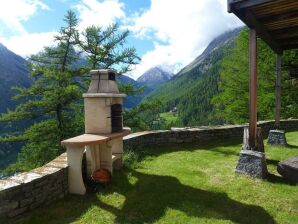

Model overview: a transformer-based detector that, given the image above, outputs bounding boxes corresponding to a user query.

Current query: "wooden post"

[275,54,282,129]
[249,28,257,149]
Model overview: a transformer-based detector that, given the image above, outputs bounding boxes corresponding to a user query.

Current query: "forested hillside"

[213,29,298,124]
[146,28,242,126]
[0,44,32,169]
[147,27,298,127]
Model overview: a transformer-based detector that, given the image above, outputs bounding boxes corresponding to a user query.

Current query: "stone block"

[30,201,43,210]
[6,188,23,201]
[0,201,18,215]
[184,138,193,143]
[235,150,268,178]
[277,156,298,183]
[20,198,34,207]
[34,179,49,188]
[22,183,34,192]
[168,138,177,143]
[7,207,28,218]
[267,130,287,146]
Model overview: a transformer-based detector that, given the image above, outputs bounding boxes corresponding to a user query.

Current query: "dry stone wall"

[0,119,298,219]
[0,153,68,219]
[123,119,298,148]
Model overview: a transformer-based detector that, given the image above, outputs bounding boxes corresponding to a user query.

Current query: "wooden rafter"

[228,0,298,53]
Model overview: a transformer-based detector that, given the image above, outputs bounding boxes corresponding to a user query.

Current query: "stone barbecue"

[61,69,130,195]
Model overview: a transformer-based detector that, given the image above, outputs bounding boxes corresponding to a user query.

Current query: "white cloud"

[0,32,56,57]
[127,0,243,78]
[0,0,49,34]
[75,0,125,31]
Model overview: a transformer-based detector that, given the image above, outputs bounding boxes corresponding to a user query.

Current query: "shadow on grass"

[14,169,276,224]
[109,170,275,224]
[266,159,279,166]
[287,144,298,149]
[265,172,295,185]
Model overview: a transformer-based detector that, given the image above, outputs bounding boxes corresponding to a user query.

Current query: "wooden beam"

[276,36,298,43]
[228,0,274,13]
[249,28,258,149]
[280,44,298,50]
[259,10,298,23]
[270,25,298,35]
[244,10,283,54]
[275,54,282,129]
[275,34,298,41]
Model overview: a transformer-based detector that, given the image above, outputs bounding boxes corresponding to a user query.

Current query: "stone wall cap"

[46,161,68,169]
[90,69,118,76]
[83,93,126,98]
[0,179,20,191]
[32,166,62,176]
[240,150,265,158]
[269,129,285,133]
[9,172,42,184]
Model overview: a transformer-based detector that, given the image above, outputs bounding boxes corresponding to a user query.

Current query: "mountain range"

[0,43,174,111]
[0,27,243,126]
[0,27,243,170]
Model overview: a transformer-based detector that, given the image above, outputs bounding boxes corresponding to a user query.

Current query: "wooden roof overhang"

[228,0,298,54]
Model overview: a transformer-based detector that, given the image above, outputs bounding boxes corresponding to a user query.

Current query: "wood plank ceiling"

[228,0,298,53]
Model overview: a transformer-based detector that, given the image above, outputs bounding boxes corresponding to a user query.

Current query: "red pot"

[91,168,111,184]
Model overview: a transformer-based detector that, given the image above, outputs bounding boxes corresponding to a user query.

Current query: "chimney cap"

[89,69,118,76]
[87,69,120,94]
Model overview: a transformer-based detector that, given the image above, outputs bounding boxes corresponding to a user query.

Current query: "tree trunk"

[242,127,264,152]
[56,104,63,141]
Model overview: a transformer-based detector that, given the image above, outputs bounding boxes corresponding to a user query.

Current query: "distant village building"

[170,107,178,115]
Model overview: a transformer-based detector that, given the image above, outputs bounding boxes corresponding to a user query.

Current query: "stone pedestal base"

[277,156,298,183]
[235,150,268,178]
[267,130,287,146]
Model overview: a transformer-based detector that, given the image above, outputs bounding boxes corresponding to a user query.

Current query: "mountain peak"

[137,66,174,89]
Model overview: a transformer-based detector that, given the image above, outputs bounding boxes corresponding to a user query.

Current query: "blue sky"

[0,0,242,79]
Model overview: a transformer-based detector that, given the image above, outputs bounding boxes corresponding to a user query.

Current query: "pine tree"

[0,11,81,172]
[0,11,142,174]
[79,24,139,72]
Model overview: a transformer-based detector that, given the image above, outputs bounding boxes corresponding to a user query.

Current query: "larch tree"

[0,11,141,175]
[0,10,81,172]
[212,28,298,124]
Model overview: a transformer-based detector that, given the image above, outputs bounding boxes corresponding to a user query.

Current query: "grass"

[12,132,298,224]
[160,112,179,125]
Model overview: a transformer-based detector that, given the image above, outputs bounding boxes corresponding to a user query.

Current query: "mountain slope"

[0,43,32,170]
[117,74,144,108]
[146,28,242,126]
[137,66,174,90]
[0,43,31,114]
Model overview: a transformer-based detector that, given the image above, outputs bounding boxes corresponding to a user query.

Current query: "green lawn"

[12,132,298,224]
[160,112,179,125]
